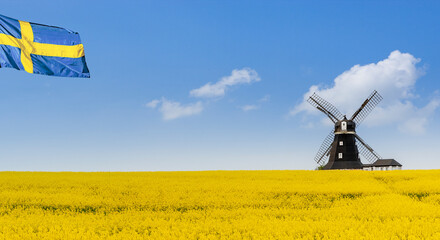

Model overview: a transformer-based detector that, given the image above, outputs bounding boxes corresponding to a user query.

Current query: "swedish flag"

[0,14,89,78]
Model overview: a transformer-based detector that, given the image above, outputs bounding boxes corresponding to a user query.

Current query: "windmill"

[308,90,383,169]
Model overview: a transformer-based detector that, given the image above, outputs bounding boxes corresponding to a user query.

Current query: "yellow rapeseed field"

[0,170,440,239]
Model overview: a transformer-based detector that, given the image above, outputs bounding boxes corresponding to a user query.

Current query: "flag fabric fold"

[0,14,90,78]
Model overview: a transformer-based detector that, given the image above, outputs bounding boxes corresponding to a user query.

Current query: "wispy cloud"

[258,95,270,103]
[239,95,270,112]
[147,98,203,120]
[291,50,439,135]
[190,68,260,98]
[148,68,261,120]
[146,99,160,108]
[241,105,259,112]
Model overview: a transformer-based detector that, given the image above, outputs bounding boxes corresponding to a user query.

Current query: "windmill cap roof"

[370,159,402,166]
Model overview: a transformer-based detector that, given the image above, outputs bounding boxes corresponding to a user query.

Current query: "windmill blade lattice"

[356,141,381,163]
[314,130,335,165]
[351,91,383,126]
[307,93,344,123]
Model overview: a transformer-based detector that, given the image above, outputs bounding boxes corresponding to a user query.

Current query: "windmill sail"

[307,93,344,123]
[314,130,335,165]
[350,90,383,126]
[354,134,381,163]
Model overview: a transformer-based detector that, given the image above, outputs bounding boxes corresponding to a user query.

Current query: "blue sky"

[1,1,440,171]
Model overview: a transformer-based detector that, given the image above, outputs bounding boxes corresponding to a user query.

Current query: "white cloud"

[148,98,203,120]
[292,50,439,134]
[190,68,260,98]
[395,99,440,134]
[148,68,261,120]
[146,99,160,109]
[258,95,271,103]
[241,105,259,112]
[239,95,270,112]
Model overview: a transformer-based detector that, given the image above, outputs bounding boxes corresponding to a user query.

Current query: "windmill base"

[323,160,363,170]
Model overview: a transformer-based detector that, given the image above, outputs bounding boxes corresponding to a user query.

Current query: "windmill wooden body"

[308,91,383,169]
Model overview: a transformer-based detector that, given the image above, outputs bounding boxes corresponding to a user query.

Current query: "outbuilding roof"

[364,159,402,167]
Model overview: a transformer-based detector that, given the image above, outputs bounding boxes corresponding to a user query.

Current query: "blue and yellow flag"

[0,14,89,78]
